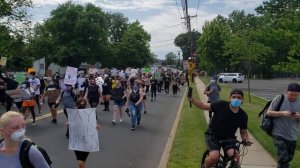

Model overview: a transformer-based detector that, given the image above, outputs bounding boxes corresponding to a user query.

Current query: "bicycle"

[201,139,252,168]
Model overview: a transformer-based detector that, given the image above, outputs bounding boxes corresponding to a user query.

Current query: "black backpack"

[258,95,284,136]
[0,139,52,167]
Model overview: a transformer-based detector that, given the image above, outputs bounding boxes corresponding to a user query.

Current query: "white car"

[218,73,245,83]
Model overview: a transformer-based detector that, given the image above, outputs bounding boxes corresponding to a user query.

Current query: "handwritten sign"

[46,89,61,103]
[67,108,99,152]
[64,66,78,85]
[5,89,31,100]
[15,72,26,84]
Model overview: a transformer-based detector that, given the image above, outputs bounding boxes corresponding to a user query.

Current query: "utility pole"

[182,0,196,82]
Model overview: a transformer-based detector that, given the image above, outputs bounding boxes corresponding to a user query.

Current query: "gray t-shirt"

[269,95,300,141]
[206,84,220,103]
[62,91,76,109]
[0,140,50,168]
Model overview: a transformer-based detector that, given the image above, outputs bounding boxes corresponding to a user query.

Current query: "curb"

[158,87,187,168]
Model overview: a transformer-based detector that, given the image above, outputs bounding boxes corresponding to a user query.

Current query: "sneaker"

[131,126,135,131]
[151,99,153,102]
[144,111,147,114]
[119,119,123,123]
[32,122,36,125]
[137,122,140,126]
[112,120,116,125]
[51,119,57,124]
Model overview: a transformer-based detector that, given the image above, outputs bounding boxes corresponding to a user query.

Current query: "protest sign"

[67,108,99,152]
[46,89,61,103]
[64,66,78,85]
[15,72,26,84]
[77,78,85,91]
[0,57,7,66]
[5,89,31,100]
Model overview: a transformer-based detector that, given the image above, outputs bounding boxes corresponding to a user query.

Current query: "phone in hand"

[188,87,193,98]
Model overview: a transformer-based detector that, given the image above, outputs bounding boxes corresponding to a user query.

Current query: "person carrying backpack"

[54,84,77,138]
[0,111,50,168]
[267,83,300,168]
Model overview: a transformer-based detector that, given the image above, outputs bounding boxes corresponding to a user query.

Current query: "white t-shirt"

[29,78,41,95]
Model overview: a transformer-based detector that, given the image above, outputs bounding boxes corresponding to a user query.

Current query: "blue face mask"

[230,99,242,107]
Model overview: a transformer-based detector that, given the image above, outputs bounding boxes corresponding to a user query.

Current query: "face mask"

[49,82,54,85]
[78,105,86,109]
[230,99,242,107]
[210,80,216,83]
[29,75,33,79]
[10,128,26,142]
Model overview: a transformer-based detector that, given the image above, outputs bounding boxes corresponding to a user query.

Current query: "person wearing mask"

[204,77,221,120]
[101,77,112,111]
[1,73,19,112]
[164,75,170,96]
[28,72,42,115]
[41,78,60,124]
[189,89,251,168]
[84,78,102,108]
[20,81,36,125]
[0,111,50,168]
[68,98,99,168]
[267,83,300,168]
[54,84,77,138]
[126,83,144,131]
[171,76,178,95]
[150,76,158,101]
[111,78,126,124]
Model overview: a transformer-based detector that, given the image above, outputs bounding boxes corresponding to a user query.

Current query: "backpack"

[61,90,77,102]
[258,94,284,136]
[0,139,52,167]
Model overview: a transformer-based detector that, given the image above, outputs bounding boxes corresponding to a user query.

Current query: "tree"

[164,52,177,66]
[117,21,153,69]
[106,12,129,44]
[174,31,200,60]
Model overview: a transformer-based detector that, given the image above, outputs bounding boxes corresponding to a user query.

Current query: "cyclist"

[189,89,251,168]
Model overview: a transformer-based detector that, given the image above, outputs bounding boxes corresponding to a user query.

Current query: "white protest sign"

[130,69,139,77]
[5,89,31,100]
[111,68,118,76]
[67,108,99,152]
[64,66,78,85]
[77,78,85,91]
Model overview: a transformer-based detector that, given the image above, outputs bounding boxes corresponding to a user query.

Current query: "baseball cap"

[230,89,244,97]
[287,83,300,92]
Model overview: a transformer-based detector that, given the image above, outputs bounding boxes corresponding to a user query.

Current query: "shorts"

[205,131,239,152]
[114,99,124,106]
[22,100,35,107]
[48,102,55,108]
[143,95,146,100]
[74,150,89,161]
[34,95,40,103]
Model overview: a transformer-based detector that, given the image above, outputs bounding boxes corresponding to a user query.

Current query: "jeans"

[273,135,297,168]
[129,102,143,127]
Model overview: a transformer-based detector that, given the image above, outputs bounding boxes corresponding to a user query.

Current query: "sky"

[29,0,266,60]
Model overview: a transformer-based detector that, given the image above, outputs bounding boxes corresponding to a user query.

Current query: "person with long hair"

[0,111,49,167]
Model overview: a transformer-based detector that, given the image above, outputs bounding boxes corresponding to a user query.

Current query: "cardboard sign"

[46,89,61,103]
[15,72,26,84]
[5,89,31,100]
[64,66,78,85]
[0,57,7,66]
[67,108,99,152]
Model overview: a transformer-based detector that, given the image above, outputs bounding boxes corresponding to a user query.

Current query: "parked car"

[218,73,245,83]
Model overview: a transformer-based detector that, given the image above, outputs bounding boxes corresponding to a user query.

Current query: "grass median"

[168,77,300,168]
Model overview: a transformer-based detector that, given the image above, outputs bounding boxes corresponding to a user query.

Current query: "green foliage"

[174,31,201,60]
[163,52,178,66]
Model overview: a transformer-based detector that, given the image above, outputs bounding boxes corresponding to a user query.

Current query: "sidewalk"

[195,78,277,168]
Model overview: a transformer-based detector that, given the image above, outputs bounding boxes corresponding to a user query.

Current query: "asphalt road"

[224,78,297,100]
[0,89,184,168]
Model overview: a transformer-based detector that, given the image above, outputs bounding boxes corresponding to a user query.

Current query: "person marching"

[69,98,99,168]
[171,76,178,95]
[41,78,60,124]
[150,76,158,101]
[204,77,221,120]
[20,81,36,125]
[126,83,144,131]
[28,71,42,115]
[54,84,77,138]
[84,77,102,108]
[0,111,50,168]
[101,77,112,111]
[164,74,171,96]
[111,78,126,124]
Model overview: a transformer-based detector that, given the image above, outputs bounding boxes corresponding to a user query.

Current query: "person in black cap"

[267,83,300,168]
[189,88,251,168]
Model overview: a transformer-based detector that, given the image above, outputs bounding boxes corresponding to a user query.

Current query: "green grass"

[167,83,208,168]
[168,77,300,168]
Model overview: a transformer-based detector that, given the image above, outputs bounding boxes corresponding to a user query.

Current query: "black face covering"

[78,105,86,109]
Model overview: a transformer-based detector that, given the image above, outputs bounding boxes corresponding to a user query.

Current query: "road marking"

[25,109,64,124]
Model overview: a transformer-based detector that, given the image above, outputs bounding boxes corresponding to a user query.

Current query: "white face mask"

[10,128,26,142]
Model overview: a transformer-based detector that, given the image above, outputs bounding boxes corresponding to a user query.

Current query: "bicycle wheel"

[201,150,210,168]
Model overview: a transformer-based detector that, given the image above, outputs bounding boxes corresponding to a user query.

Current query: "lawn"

[168,77,300,168]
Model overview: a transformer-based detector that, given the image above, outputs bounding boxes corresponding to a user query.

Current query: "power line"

[176,0,183,18]
[150,22,185,32]
[151,43,175,48]
[151,39,175,43]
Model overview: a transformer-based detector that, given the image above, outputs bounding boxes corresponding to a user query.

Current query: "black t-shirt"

[209,100,248,139]
[111,86,124,100]
[150,78,158,90]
